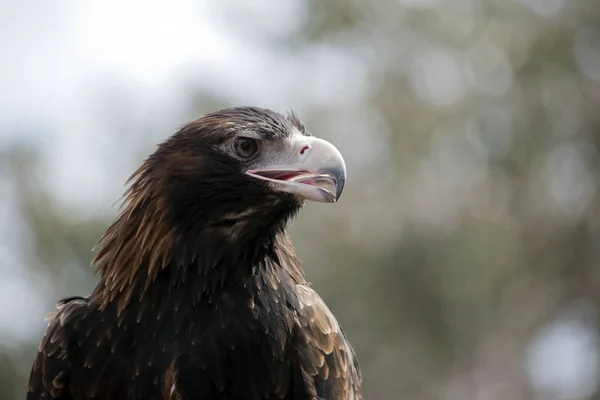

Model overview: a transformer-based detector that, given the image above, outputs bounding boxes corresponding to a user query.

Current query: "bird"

[27,106,361,400]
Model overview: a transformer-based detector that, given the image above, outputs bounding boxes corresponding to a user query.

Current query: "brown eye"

[232,137,259,159]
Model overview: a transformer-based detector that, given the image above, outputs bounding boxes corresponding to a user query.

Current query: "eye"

[232,137,259,159]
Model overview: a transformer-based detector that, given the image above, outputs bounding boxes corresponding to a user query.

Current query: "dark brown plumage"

[27,107,361,400]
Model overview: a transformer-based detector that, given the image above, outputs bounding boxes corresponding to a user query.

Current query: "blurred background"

[2,0,600,398]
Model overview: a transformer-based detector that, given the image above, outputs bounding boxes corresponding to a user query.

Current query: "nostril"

[300,145,310,155]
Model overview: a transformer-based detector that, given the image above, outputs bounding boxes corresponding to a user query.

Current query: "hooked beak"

[246,136,346,203]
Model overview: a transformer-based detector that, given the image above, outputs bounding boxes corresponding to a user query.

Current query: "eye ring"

[232,137,259,159]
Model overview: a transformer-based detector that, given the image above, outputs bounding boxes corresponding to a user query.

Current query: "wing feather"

[293,285,362,400]
[27,296,89,400]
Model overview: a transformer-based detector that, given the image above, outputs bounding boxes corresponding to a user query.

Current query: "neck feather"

[90,163,305,313]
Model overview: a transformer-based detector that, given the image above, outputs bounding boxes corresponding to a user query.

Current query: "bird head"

[142,107,346,235]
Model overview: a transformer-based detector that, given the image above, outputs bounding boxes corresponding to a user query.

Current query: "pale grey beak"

[246,136,346,203]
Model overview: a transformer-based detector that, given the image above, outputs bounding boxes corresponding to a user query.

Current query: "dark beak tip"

[335,179,345,202]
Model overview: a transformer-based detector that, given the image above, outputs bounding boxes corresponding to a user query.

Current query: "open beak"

[246,136,346,203]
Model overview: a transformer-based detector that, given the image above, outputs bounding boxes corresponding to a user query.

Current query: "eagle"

[27,107,362,400]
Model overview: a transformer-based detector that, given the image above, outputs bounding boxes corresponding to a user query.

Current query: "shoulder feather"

[293,285,362,400]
